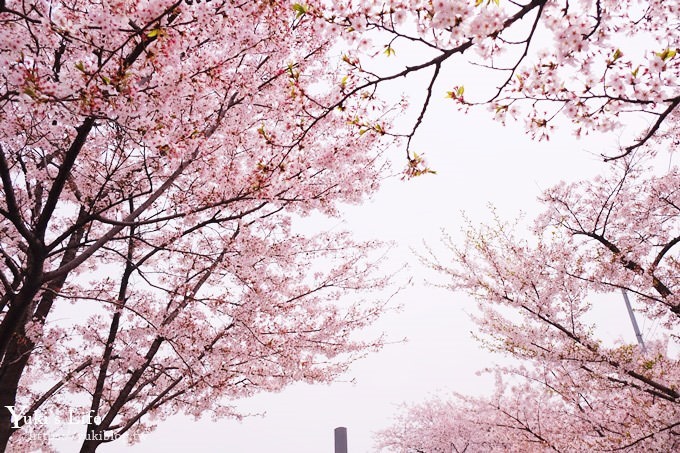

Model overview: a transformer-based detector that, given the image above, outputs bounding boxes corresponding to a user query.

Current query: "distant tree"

[378,163,680,451]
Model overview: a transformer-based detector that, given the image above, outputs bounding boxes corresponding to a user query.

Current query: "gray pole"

[621,289,646,352]
[334,427,348,453]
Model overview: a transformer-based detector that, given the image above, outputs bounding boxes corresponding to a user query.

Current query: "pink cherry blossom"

[380,162,680,451]
[0,1,399,451]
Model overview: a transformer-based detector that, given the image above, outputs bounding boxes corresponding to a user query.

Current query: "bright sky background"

[81,29,665,453]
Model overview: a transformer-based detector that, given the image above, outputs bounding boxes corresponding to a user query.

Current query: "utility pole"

[334,427,348,453]
[622,289,646,352]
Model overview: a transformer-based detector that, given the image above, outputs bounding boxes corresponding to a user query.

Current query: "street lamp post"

[334,427,348,453]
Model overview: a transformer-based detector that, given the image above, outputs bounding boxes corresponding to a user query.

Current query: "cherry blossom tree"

[376,377,581,453]
[0,0,403,451]
[379,364,679,452]
[379,162,680,451]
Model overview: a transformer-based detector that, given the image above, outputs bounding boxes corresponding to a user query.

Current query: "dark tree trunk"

[0,331,33,452]
[79,431,103,453]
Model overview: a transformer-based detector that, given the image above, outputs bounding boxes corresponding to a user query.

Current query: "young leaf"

[292,3,308,18]
[655,48,677,61]
[383,45,396,57]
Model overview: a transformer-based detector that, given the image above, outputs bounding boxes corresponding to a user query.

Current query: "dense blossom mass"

[0,0,398,451]
[312,0,678,156]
